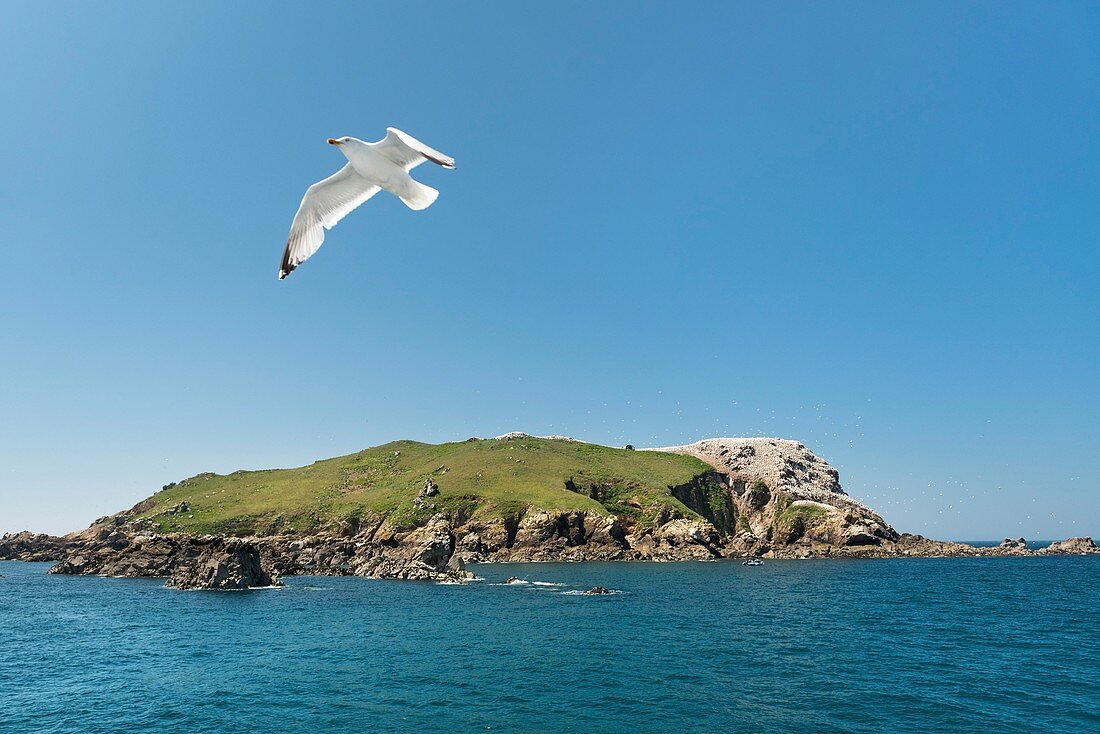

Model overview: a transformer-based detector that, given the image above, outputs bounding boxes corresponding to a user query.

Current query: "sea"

[2,555,1097,733]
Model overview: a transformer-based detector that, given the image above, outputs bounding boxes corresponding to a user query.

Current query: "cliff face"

[447,437,901,561]
[648,438,898,549]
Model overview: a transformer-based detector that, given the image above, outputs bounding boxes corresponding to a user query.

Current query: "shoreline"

[2,529,1096,591]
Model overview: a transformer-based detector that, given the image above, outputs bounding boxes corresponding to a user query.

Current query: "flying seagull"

[278,128,455,279]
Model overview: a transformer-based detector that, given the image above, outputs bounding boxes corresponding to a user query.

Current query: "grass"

[777,503,829,524]
[136,437,719,535]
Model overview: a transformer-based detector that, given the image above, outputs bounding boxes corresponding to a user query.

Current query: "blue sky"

[1,2,1097,538]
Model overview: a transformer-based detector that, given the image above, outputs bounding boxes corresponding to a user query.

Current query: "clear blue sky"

[2,2,1097,539]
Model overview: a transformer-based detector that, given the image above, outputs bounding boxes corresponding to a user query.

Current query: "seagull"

[278,128,455,279]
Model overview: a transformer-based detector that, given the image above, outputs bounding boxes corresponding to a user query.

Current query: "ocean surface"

[2,556,1098,733]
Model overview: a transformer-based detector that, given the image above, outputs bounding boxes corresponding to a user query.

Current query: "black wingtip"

[279,250,296,280]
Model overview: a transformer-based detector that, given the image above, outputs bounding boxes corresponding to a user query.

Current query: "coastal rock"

[0,532,70,561]
[476,510,633,562]
[652,519,720,557]
[843,525,880,546]
[1041,537,1097,555]
[336,516,474,582]
[1000,537,1028,549]
[646,438,898,552]
[50,532,280,589]
[167,538,278,590]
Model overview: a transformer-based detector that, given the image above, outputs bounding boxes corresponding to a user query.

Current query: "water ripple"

[1,557,1097,732]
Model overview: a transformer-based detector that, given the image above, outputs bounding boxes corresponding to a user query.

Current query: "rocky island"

[2,434,1095,588]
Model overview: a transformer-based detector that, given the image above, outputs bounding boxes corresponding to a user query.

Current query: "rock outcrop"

[0,532,70,561]
[260,514,474,582]
[166,537,277,590]
[644,438,898,554]
[47,530,280,589]
[45,512,475,586]
[1040,537,1097,555]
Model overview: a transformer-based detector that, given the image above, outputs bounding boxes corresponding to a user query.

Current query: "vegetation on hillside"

[136,437,722,536]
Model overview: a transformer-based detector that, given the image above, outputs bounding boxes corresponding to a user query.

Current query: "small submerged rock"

[503,576,523,584]
[584,586,612,595]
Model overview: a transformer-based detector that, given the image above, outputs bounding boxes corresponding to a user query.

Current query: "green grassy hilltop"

[135,437,722,536]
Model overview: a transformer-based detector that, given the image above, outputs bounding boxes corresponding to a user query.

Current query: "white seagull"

[278,128,455,279]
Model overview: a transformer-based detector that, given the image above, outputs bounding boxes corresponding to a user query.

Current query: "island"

[2,434,1095,588]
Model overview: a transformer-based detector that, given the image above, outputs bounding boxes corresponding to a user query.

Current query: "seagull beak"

[327,138,341,146]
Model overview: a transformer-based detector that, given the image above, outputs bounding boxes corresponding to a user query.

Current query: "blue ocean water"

[2,557,1098,733]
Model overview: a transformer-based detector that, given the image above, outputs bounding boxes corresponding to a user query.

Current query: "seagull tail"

[398,181,439,211]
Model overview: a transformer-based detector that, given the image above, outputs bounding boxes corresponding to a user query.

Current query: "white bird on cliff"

[278,128,456,279]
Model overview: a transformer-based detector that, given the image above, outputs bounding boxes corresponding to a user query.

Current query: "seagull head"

[327,137,358,159]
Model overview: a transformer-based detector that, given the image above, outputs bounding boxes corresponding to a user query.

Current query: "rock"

[444,551,467,574]
[162,502,190,516]
[659,520,717,549]
[584,586,612,595]
[0,531,70,561]
[587,519,628,549]
[774,514,806,545]
[167,538,279,590]
[50,531,280,589]
[127,517,157,532]
[844,525,879,546]
[504,576,522,584]
[413,478,441,511]
[646,438,899,549]
[745,481,771,510]
[343,516,475,583]
[1000,537,1028,549]
[1041,537,1097,555]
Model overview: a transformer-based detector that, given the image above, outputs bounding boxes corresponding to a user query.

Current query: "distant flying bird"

[278,128,456,279]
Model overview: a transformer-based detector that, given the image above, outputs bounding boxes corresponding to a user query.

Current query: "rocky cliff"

[39,514,279,589]
[648,438,898,551]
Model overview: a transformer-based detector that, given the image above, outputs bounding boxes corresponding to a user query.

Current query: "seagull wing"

[374,127,456,170]
[279,164,380,279]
